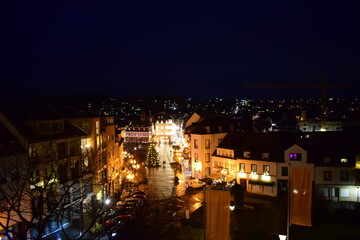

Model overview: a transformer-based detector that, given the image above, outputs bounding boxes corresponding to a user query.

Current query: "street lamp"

[278,235,287,240]
[229,200,235,211]
[105,198,111,205]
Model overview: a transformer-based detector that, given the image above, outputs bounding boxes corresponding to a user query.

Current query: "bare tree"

[0,138,128,240]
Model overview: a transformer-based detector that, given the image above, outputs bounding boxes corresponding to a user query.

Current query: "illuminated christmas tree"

[145,142,161,167]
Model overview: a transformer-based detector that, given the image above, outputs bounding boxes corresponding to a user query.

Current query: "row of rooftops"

[184,113,360,167]
[212,131,360,166]
[0,97,117,157]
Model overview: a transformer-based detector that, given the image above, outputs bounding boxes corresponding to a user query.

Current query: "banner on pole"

[290,166,312,227]
[206,189,230,240]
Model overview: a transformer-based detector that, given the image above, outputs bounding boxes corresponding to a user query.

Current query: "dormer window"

[52,122,63,132]
[262,153,270,160]
[289,153,302,161]
[244,151,251,158]
[205,127,210,133]
[341,158,348,163]
[39,123,50,134]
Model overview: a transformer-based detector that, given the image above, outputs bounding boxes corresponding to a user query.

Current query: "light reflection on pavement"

[138,142,204,218]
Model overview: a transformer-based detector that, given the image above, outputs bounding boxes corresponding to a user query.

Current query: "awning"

[249,180,275,186]
[207,173,221,179]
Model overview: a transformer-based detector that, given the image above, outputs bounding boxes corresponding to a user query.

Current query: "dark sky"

[1,1,359,99]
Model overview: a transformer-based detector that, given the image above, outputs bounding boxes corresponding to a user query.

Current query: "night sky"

[1,1,359,99]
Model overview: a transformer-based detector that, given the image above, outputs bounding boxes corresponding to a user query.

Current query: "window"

[205,139,210,149]
[289,153,302,161]
[239,163,245,172]
[205,167,211,176]
[82,122,90,133]
[323,171,332,181]
[194,139,198,149]
[281,167,288,176]
[332,188,339,197]
[244,151,251,158]
[318,188,329,198]
[251,164,257,173]
[39,123,50,134]
[262,153,270,160]
[263,165,270,174]
[205,127,210,133]
[231,164,235,171]
[205,153,210,163]
[340,188,350,198]
[194,153,198,162]
[340,171,349,181]
[214,161,218,167]
[52,122,63,132]
[57,142,67,160]
[323,157,331,164]
[96,121,100,135]
[341,158,348,163]
[225,163,229,169]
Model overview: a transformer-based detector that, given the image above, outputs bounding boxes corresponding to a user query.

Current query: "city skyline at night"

[1,1,360,99]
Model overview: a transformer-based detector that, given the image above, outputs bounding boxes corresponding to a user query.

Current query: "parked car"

[185,179,206,189]
[131,190,147,197]
[104,207,136,229]
[131,194,147,202]
[124,198,144,208]
[121,201,142,213]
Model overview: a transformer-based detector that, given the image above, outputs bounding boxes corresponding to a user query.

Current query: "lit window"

[205,139,210,149]
[251,164,257,173]
[263,165,270,174]
[239,163,245,172]
[289,153,302,161]
[340,188,350,198]
[262,153,270,160]
[244,151,251,158]
[341,158,348,163]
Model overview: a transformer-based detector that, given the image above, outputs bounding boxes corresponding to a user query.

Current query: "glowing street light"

[229,201,235,211]
[278,235,287,240]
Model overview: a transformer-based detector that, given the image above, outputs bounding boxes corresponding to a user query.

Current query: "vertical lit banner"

[290,167,312,226]
[206,189,230,240]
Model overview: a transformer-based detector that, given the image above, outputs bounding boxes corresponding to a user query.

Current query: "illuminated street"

[140,142,203,216]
